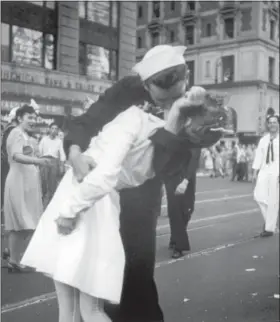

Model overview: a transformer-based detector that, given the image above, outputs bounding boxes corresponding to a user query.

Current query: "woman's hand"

[37,158,54,167]
[55,216,77,235]
[173,87,206,112]
[164,87,206,135]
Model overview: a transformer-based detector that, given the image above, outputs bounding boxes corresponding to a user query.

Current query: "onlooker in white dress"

[4,105,51,272]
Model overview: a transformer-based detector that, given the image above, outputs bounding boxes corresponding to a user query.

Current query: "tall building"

[136,1,279,135]
[1,1,136,126]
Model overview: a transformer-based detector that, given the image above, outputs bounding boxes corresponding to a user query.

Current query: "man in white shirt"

[252,115,279,237]
[39,122,66,208]
[236,143,247,181]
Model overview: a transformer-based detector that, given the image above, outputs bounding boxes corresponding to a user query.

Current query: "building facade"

[1,1,137,127]
[136,0,279,135]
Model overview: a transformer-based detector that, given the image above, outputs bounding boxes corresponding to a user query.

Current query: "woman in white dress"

[4,105,52,272]
[22,96,197,321]
[203,148,214,177]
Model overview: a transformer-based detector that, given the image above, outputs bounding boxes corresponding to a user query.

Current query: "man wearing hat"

[252,114,279,237]
[64,45,227,322]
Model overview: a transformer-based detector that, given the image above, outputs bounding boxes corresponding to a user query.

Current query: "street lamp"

[215,57,222,84]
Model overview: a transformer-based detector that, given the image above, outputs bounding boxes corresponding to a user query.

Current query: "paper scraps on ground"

[245,268,256,272]
[252,255,259,259]
[183,298,190,303]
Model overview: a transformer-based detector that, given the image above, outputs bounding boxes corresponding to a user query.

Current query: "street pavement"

[1,177,279,322]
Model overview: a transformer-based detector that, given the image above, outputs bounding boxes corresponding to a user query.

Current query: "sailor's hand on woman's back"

[68,145,97,182]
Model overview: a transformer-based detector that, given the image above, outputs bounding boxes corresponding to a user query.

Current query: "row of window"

[138,12,277,49]
[139,6,277,42]
[137,16,234,49]
[1,1,119,81]
[137,18,232,49]
[197,56,276,84]
[205,56,275,83]
[138,1,196,19]
[135,55,275,84]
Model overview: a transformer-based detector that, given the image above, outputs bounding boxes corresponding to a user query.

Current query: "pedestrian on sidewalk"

[236,143,247,181]
[203,148,215,177]
[230,141,238,181]
[39,122,66,209]
[165,148,201,259]
[3,105,52,272]
[252,114,279,237]
[1,112,17,261]
[1,114,17,212]
[214,145,224,178]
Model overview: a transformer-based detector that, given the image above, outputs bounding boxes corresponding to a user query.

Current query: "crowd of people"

[0,44,278,322]
[201,141,257,182]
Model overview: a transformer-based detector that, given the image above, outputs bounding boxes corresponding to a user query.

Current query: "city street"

[1,177,279,322]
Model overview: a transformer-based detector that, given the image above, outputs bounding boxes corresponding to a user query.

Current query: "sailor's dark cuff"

[149,128,186,152]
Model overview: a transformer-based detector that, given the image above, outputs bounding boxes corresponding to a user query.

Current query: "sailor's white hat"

[133,45,187,81]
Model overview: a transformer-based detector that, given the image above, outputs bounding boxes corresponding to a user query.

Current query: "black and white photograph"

[1,1,279,322]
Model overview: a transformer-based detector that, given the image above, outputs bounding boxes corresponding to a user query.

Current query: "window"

[1,1,57,68]
[79,43,118,81]
[137,36,142,49]
[138,5,143,18]
[2,24,55,69]
[28,1,55,9]
[79,1,119,28]
[222,55,234,82]
[1,23,10,62]
[206,23,212,37]
[151,32,160,46]
[224,18,234,39]
[268,57,275,83]
[152,1,160,18]
[45,1,56,9]
[205,60,211,77]
[188,1,196,11]
[270,20,275,40]
[28,1,44,6]
[170,1,176,11]
[186,60,195,87]
[185,25,194,45]
[169,30,175,43]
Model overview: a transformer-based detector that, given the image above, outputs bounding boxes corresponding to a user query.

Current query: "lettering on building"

[1,64,112,94]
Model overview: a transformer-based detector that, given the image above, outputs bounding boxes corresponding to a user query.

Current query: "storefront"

[1,1,138,132]
[1,62,112,133]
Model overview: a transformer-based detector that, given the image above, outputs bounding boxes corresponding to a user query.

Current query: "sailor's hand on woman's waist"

[68,145,97,183]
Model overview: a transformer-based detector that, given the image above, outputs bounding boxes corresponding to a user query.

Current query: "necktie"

[266,139,274,164]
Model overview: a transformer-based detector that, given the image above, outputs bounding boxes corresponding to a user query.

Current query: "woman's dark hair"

[99,75,153,108]
[266,114,279,123]
[15,105,36,121]
[144,64,187,90]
